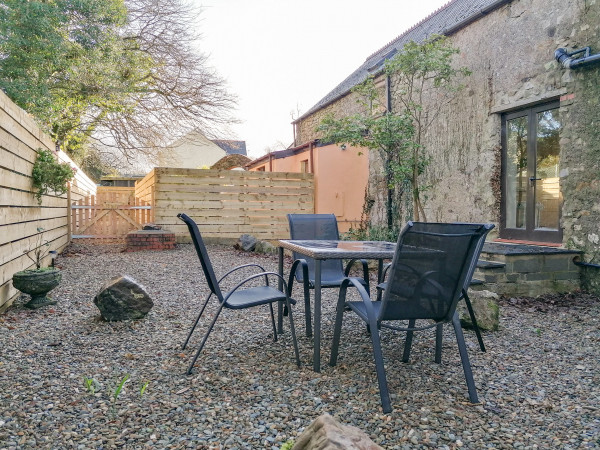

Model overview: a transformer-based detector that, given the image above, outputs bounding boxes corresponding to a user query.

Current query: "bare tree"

[89,0,238,167]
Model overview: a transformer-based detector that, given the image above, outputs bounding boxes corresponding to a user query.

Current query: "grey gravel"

[1,243,599,449]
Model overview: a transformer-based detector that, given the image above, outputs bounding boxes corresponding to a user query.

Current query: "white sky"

[194,0,449,158]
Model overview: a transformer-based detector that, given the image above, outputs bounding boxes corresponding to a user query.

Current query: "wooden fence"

[0,90,96,311]
[70,187,151,242]
[135,168,314,241]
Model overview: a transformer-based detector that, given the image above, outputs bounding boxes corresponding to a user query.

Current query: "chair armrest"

[287,258,310,295]
[218,263,269,285]
[340,277,378,323]
[344,259,370,295]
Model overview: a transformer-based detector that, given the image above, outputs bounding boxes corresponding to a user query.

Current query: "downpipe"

[555,47,600,69]
[573,256,600,270]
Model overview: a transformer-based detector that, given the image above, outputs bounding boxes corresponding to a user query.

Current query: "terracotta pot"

[12,269,61,309]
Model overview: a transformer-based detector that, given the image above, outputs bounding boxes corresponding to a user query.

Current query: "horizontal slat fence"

[0,90,96,312]
[135,168,314,241]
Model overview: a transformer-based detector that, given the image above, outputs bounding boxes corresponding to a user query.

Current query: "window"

[300,159,309,173]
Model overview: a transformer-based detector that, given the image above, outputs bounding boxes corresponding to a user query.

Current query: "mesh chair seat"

[226,286,292,309]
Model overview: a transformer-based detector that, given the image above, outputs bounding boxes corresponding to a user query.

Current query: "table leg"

[277,246,284,334]
[313,259,322,372]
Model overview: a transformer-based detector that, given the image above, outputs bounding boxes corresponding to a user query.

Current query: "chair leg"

[186,302,225,375]
[435,323,443,364]
[402,319,416,363]
[182,293,212,350]
[303,281,312,337]
[285,297,301,367]
[452,312,479,404]
[269,303,278,342]
[463,290,486,352]
[329,285,347,366]
[369,320,392,414]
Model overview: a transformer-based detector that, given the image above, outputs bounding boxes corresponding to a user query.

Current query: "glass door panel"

[534,108,560,230]
[505,115,528,229]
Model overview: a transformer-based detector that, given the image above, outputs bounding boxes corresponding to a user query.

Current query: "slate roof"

[296,0,509,121]
[211,140,247,155]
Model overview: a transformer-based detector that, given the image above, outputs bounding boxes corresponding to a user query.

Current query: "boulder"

[458,289,500,331]
[94,275,153,321]
[254,240,276,254]
[236,234,258,252]
[292,414,383,450]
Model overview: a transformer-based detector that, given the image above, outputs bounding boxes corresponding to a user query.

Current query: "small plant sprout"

[83,376,97,395]
[140,381,149,398]
[113,374,130,403]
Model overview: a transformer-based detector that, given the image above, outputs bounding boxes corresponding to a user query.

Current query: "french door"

[501,101,562,243]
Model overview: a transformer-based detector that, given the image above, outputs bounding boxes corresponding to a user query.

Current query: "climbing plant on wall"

[319,35,470,229]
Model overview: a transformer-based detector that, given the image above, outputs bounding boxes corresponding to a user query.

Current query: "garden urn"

[12,269,61,309]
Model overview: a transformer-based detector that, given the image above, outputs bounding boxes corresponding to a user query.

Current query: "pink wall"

[248,144,369,232]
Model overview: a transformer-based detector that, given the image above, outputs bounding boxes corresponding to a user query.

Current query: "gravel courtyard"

[0,243,599,449]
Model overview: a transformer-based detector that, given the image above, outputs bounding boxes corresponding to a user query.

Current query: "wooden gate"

[70,187,151,242]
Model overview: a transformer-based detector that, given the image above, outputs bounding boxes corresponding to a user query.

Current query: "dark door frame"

[500,101,562,243]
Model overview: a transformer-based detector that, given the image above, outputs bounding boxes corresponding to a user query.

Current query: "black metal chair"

[286,213,370,336]
[178,213,300,374]
[330,221,494,413]
[376,223,495,352]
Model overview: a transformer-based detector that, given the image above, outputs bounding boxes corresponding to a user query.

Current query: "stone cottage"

[292,0,600,293]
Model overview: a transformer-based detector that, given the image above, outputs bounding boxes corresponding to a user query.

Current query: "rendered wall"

[248,144,369,232]
[158,130,227,169]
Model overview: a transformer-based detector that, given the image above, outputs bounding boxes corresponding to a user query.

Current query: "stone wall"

[296,0,600,291]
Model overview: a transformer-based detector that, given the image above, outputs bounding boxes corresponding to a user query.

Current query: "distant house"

[245,140,369,232]
[158,130,247,169]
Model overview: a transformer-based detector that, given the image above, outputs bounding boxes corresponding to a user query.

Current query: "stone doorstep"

[474,241,582,296]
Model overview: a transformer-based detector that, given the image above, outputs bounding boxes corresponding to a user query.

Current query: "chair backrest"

[453,222,495,292]
[287,214,344,282]
[380,222,493,323]
[178,213,224,301]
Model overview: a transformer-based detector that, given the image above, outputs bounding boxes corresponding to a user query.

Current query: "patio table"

[277,239,396,372]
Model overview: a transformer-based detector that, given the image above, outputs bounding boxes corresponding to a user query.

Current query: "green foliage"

[113,374,130,404]
[280,440,294,450]
[342,225,399,243]
[83,376,100,395]
[0,0,149,158]
[318,34,469,227]
[139,381,150,398]
[32,149,75,204]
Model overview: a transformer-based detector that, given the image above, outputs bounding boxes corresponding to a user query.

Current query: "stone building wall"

[297,0,600,291]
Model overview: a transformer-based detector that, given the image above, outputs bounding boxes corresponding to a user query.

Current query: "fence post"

[67,183,72,243]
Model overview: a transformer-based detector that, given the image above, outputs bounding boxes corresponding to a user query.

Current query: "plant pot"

[12,269,61,309]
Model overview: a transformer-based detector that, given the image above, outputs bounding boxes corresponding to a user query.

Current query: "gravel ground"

[1,243,599,449]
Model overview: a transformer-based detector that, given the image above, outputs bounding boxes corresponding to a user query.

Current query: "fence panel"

[135,168,314,241]
[0,91,96,311]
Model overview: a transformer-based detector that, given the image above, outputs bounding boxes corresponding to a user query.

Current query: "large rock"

[254,240,276,254]
[94,275,153,321]
[458,289,500,331]
[236,234,258,252]
[292,414,383,450]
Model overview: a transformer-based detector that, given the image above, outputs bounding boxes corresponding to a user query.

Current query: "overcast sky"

[194,0,449,158]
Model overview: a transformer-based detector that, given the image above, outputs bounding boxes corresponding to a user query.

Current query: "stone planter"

[12,269,61,309]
